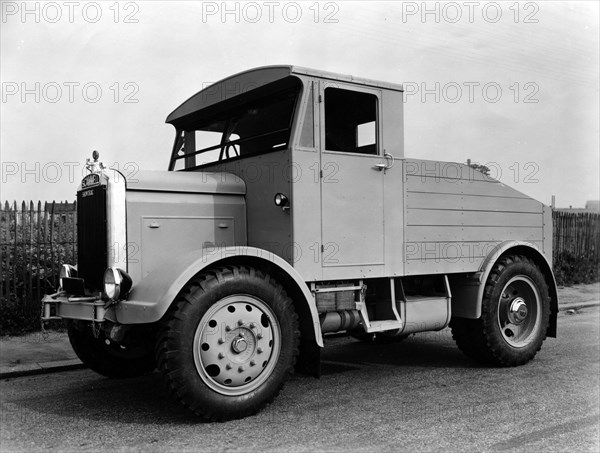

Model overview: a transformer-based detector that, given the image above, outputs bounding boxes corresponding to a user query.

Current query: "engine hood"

[125,170,246,195]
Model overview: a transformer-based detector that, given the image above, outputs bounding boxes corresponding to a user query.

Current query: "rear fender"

[450,241,558,337]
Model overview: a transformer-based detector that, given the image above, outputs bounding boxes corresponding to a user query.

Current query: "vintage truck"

[42,66,557,421]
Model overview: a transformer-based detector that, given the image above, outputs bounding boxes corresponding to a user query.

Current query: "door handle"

[373,152,395,172]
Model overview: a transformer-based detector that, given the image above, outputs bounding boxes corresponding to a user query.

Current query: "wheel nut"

[238,319,244,326]
[218,353,225,359]
[250,360,256,367]
[257,347,263,354]
[238,366,244,372]
[257,333,263,340]
[218,338,225,345]
[249,323,255,329]
[226,364,232,370]
[225,325,231,332]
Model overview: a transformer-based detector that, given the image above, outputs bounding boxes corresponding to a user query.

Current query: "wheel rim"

[193,295,281,396]
[497,276,541,348]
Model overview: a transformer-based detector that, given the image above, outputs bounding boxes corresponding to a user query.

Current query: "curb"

[558,301,599,312]
[0,359,85,380]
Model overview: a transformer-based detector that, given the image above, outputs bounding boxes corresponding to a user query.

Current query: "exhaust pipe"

[320,310,361,333]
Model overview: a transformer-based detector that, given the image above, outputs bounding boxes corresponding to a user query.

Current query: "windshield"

[170,88,299,170]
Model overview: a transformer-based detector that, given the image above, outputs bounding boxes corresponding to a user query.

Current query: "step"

[364,320,403,333]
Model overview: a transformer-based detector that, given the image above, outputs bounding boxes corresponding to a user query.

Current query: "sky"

[1,0,598,207]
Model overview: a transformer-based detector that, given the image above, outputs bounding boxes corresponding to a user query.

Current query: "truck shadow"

[10,331,486,425]
[319,330,481,374]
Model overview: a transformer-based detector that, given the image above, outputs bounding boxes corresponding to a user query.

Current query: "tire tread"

[156,266,300,421]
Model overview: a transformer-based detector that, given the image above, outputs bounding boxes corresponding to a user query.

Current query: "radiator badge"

[82,173,100,189]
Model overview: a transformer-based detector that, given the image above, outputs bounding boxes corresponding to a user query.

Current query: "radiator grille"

[77,185,108,292]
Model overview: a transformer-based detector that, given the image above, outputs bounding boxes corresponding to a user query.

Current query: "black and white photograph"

[1,1,598,451]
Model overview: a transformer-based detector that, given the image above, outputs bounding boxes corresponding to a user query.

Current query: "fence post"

[1,201,8,299]
[49,201,56,289]
[36,200,42,303]
[12,201,17,299]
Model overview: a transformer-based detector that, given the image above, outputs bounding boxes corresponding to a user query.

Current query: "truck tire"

[156,266,300,421]
[68,321,156,378]
[450,255,550,366]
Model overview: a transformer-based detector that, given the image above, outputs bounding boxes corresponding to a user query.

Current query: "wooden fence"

[553,211,600,262]
[0,201,77,312]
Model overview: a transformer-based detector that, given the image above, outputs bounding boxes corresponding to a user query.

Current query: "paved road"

[1,307,598,452]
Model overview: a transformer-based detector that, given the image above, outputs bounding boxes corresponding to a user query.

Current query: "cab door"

[318,82,388,279]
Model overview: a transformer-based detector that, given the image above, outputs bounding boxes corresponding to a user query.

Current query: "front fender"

[114,246,323,346]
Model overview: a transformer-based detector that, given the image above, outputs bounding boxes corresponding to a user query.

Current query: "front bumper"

[42,292,109,322]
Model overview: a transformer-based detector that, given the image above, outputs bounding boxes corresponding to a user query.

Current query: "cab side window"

[324,88,378,155]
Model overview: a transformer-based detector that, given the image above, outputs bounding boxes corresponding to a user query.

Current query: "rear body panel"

[403,158,548,275]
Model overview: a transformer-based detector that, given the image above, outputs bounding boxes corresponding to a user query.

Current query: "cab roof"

[166,65,404,125]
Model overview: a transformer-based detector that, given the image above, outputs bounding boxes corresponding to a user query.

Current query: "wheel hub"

[193,295,281,396]
[508,297,528,324]
[498,276,541,348]
[231,335,248,353]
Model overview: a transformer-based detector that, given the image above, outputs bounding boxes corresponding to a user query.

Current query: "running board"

[356,276,452,334]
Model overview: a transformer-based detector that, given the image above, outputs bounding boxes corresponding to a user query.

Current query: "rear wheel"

[451,255,550,366]
[156,266,300,421]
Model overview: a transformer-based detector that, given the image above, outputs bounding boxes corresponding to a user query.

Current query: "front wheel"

[68,321,156,378]
[450,255,550,366]
[156,266,300,421]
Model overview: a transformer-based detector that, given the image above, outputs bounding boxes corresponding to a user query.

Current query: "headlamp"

[103,267,132,301]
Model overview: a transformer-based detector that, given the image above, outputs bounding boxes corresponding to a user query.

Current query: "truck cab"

[43,66,558,421]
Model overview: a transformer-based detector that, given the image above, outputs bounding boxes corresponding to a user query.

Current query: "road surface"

[1,307,598,452]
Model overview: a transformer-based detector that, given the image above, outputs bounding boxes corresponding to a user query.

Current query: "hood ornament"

[86,150,105,173]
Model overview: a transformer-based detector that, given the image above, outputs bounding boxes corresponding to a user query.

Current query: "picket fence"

[0,201,77,310]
